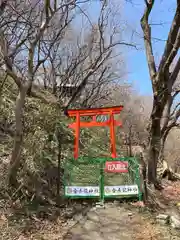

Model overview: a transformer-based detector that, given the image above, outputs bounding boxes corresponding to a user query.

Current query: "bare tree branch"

[158,2,180,75]
[0,0,7,15]
[64,49,112,109]
[171,103,180,117]
[170,56,180,84]
[141,0,156,80]
[163,30,180,72]
[0,72,7,94]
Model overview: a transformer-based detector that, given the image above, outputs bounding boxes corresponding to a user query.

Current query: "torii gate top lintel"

[67,105,123,117]
[67,106,124,159]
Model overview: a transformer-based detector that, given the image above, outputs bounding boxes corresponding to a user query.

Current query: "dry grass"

[134,221,163,240]
[0,210,75,240]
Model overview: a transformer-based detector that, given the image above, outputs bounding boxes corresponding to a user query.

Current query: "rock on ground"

[64,204,180,240]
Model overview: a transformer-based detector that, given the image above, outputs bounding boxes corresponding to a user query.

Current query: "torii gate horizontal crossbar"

[66,106,123,117]
[69,120,122,128]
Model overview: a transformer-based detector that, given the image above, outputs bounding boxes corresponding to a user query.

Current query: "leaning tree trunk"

[158,130,180,181]
[8,87,27,186]
[157,128,169,166]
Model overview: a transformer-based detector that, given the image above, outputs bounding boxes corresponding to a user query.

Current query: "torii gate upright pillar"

[66,106,123,159]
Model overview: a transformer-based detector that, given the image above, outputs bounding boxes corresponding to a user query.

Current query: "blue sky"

[85,0,176,96]
[123,0,176,96]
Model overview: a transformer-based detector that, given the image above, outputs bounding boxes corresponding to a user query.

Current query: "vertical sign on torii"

[66,106,123,159]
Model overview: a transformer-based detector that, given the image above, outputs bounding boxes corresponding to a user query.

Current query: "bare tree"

[141,0,180,187]
[0,0,85,185]
[0,0,135,186]
[38,1,132,109]
[107,82,151,156]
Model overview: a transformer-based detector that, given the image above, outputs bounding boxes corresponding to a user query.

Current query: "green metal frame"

[63,157,143,202]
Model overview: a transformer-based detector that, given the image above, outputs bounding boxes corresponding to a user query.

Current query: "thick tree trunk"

[147,100,163,189]
[8,87,27,186]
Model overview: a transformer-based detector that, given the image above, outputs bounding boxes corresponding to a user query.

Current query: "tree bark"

[147,98,163,188]
[8,86,27,186]
[140,0,180,188]
[57,135,62,202]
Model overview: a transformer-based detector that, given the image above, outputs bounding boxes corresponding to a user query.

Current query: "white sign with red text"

[105,161,128,173]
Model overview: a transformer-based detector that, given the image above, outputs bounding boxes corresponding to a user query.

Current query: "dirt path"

[64,203,178,240]
[1,181,180,239]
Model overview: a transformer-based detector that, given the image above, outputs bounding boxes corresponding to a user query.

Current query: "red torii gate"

[67,106,123,159]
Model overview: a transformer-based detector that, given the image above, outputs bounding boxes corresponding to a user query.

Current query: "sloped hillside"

[0,78,125,201]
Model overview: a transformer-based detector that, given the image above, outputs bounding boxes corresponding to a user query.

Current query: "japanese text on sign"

[65,186,100,196]
[105,161,128,173]
[104,185,138,196]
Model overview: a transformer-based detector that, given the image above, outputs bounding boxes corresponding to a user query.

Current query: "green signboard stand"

[64,106,143,202]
